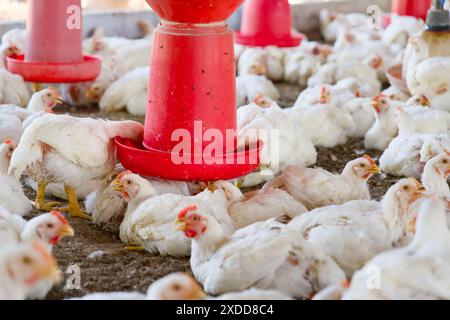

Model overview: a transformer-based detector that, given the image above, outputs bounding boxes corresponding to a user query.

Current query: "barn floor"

[21,83,400,300]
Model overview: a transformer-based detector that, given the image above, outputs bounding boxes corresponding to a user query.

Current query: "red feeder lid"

[6,0,101,83]
[391,0,431,21]
[235,0,304,47]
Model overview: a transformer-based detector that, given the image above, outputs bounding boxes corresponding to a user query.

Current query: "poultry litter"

[0,0,449,301]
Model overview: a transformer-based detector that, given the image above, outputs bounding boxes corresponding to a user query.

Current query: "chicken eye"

[47,223,54,228]
[22,256,33,265]
[47,93,52,97]
[442,159,448,164]
[126,180,132,185]
[172,284,182,291]
[192,216,199,221]
[402,186,409,191]
[360,164,366,168]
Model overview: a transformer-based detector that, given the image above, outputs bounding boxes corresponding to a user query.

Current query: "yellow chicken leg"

[32,182,61,211]
[123,245,145,252]
[60,184,91,220]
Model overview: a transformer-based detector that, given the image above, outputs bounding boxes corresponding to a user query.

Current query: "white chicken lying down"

[288,178,426,277]
[341,97,376,138]
[364,94,399,151]
[408,57,450,112]
[263,155,380,210]
[0,69,30,107]
[99,66,149,116]
[236,74,279,107]
[343,197,450,300]
[115,172,234,256]
[74,273,206,300]
[395,106,450,135]
[237,46,286,81]
[319,9,369,43]
[210,181,307,228]
[382,14,424,55]
[287,85,354,148]
[177,212,346,298]
[8,113,144,220]
[283,41,331,86]
[237,101,317,187]
[0,240,61,300]
[380,133,450,178]
[0,140,31,216]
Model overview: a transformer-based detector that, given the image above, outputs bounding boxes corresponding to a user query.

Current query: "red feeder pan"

[6,0,100,83]
[116,0,262,181]
[384,0,432,27]
[235,0,304,47]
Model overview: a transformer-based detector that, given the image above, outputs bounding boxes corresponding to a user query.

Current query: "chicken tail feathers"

[8,134,43,180]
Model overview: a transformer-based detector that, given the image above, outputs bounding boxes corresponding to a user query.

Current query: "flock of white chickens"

[0,8,449,301]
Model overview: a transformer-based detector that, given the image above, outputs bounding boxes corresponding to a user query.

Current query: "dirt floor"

[21,83,400,300]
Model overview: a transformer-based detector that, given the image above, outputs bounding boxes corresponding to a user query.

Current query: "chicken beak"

[112,179,124,192]
[371,100,381,113]
[174,219,187,231]
[234,180,243,189]
[408,183,426,205]
[54,96,63,105]
[59,224,75,238]
[368,164,381,175]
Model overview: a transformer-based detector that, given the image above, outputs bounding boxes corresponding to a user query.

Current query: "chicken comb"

[372,93,386,101]
[363,155,376,166]
[354,90,361,98]
[116,170,132,180]
[320,85,328,94]
[342,279,350,289]
[3,138,14,145]
[178,205,198,220]
[50,210,68,225]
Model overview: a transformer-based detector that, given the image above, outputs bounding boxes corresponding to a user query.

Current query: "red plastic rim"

[6,54,101,83]
[234,31,304,47]
[115,137,263,181]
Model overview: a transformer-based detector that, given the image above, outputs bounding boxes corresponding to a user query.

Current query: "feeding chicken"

[237,101,317,187]
[0,139,31,216]
[99,66,149,116]
[0,240,61,300]
[263,155,379,210]
[115,172,234,256]
[236,74,279,107]
[380,133,450,178]
[1,28,26,54]
[342,197,450,300]
[176,210,345,299]
[209,180,307,228]
[8,113,144,219]
[0,42,20,69]
[288,178,426,277]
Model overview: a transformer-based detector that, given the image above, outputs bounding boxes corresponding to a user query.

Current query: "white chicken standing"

[0,69,30,107]
[115,172,234,256]
[176,212,346,299]
[0,139,31,216]
[8,113,144,219]
[210,180,307,228]
[342,197,450,300]
[237,101,317,187]
[236,74,279,107]
[0,241,61,300]
[263,155,380,210]
[99,66,149,116]
[288,178,426,277]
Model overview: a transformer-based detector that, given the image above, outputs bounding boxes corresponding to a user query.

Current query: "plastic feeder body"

[235,0,303,47]
[6,0,101,83]
[392,0,432,20]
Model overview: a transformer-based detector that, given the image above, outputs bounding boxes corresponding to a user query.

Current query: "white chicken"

[287,85,354,148]
[237,46,286,81]
[382,14,424,55]
[74,272,206,300]
[341,97,376,138]
[0,139,31,216]
[407,57,450,112]
[288,178,426,277]
[1,29,26,53]
[395,106,450,135]
[236,74,279,107]
[421,152,450,199]
[283,41,331,86]
[0,206,26,245]
[8,113,144,219]
[0,114,22,142]
[380,133,450,178]
[382,86,411,102]
[0,41,20,69]
[364,94,399,151]
[115,172,234,256]
[99,66,149,116]
[0,240,61,300]
[263,155,380,210]
[210,180,307,228]
[0,69,30,107]
[176,213,346,298]
[237,101,317,187]
[319,10,368,43]
[342,197,450,300]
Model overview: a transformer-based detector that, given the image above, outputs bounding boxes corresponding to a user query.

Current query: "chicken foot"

[59,184,91,220]
[32,182,61,211]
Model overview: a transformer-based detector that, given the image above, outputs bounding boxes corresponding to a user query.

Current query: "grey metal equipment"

[426,0,450,30]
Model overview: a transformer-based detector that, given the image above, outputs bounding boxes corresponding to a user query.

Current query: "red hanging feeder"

[115,0,262,181]
[6,0,101,83]
[235,0,303,47]
[383,0,432,27]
